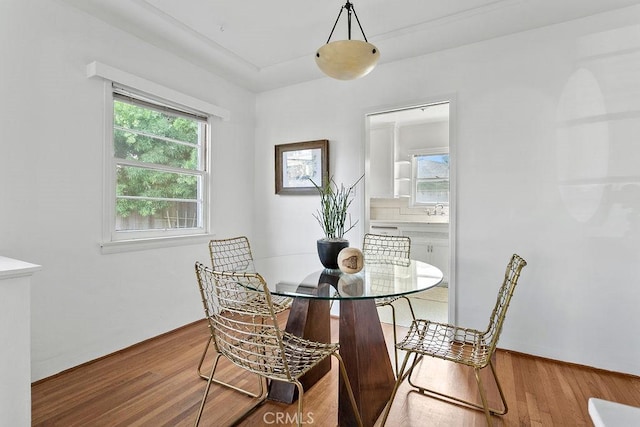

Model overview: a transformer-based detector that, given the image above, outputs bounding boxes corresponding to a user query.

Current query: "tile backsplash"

[370,198,449,223]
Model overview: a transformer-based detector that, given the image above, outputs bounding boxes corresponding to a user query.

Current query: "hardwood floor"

[32,315,640,426]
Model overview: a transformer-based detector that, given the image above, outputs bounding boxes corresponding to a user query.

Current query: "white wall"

[397,120,449,159]
[2,0,639,383]
[0,0,256,381]
[253,81,369,258]
[256,6,640,375]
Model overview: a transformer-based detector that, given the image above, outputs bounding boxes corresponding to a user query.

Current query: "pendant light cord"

[324,1,369,44]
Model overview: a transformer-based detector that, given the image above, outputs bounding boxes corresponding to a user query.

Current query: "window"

[108,86,209,241]
[411,152,449,205]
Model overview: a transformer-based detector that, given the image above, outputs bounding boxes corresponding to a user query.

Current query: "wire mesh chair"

[198,237,292,380]
[194,263,363,427]
[380,254,527,426]
[363,233,414,376]
[208,236,256,273]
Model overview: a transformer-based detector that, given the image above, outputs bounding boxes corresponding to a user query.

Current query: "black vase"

[316,238,349,269]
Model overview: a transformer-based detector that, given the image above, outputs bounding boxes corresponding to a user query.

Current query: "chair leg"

[393,296,417,377]
[474,367,493,426]
[406,349,427,390]
[383,297,416,377]
[198,352,265,398]
[405,355,508,419]
[197,336,212,380]
[489,358,508,416]
[194,356,218,426]
[399,295,416,321]
[294,381,304,427]
[332,353,364,427]
[194,356,268,427]
[380,350,416,426]
[389,303,400,377]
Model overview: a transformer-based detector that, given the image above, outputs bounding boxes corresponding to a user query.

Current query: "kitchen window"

[411,152,449,206]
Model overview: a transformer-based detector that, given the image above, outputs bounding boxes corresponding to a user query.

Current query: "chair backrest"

[194,262,294,380]
[483,254,527,352]
[208,236,254,272]
[362,233,411,260]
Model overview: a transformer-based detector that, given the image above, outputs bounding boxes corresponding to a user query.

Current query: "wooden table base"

[268,279,395,426]
[338,298,395,427]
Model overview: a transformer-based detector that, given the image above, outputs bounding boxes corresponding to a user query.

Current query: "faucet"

[425,204,445,216]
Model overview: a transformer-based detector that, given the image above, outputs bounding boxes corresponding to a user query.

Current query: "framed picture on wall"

[275,139,329,194]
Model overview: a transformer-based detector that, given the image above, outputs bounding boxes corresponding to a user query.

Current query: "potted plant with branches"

[310,174,364,269]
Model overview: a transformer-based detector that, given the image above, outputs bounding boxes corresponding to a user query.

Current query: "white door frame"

[363,94,457,323]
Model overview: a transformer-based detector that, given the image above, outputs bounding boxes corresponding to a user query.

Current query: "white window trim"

[105,86,210,241]
[87,62,230,121]
[88,62,229,253]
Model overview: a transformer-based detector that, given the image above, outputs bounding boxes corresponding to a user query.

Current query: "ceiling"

[61,0,640,92]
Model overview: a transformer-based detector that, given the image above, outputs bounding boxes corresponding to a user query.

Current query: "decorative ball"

[337,247,364,274]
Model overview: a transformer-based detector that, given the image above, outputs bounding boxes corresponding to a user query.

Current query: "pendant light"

[315,1,380,80]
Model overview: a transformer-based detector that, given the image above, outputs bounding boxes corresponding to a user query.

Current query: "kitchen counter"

[370,220,449,232]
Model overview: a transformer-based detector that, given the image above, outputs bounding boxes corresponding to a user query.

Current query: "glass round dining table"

[255,254,443,427]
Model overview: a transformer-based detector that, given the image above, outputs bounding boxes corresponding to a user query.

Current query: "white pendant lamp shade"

[316,1,379,80]
[316,40,379,80]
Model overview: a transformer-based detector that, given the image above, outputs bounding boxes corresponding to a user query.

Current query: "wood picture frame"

[275,139,329,194]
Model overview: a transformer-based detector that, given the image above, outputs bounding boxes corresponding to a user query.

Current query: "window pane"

[414,153,449,205]
[113,99,202,170]
[416,154,449,179]
[416,179,449,204]
[116,200,200,231]
[113,128,199,170]
[115,165,201,231]
[114,99,199,144]
[116,165,198,199]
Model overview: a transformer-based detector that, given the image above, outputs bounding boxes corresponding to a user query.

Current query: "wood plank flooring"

[32,314,640,426]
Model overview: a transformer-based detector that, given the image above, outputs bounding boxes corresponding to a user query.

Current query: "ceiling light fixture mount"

[315,1,380,80]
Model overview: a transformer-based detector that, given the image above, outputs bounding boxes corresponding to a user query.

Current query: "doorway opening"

[364,100,455,325]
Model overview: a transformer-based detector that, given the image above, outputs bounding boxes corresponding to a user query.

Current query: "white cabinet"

[405,233,449,284]
[368,124,416,199]
[0,257,41,426]
[427,239,449,284]
[369,125,394,198]
[369,222,449,284]
[369,225,402,236]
